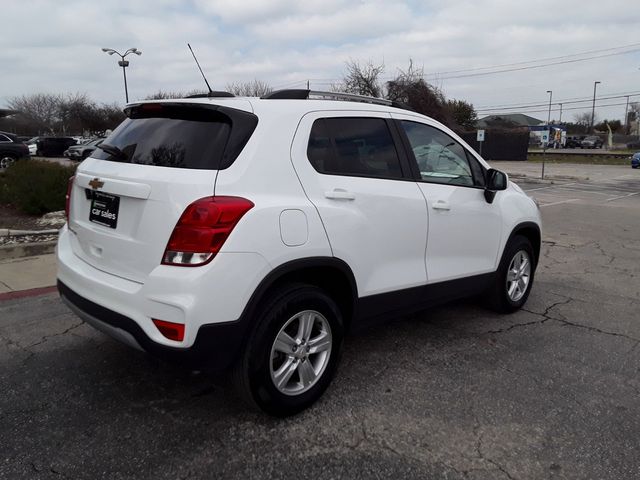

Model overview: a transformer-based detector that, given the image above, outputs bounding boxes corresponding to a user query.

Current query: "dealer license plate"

[89,192,120,229]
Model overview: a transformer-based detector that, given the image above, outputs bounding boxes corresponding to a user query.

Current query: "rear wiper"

[97,143,128,161]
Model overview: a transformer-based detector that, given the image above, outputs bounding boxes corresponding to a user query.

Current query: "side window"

[0,134,11,143]
[307,117,403,179]
[400,121,482,187]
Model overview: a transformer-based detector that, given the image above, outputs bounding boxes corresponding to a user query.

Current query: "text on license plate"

[89,192,120,229]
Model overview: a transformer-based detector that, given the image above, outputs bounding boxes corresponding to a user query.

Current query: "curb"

[0,241,57,261]
[0,228,59,236]
[0,285,58,302]
[509,174,583,183]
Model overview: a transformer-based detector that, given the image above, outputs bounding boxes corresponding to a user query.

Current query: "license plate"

[89,192,120,229]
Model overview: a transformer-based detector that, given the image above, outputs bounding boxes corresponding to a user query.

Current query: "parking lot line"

[605,192,640,202]
[524,182,577,192]
[540,199,579,207]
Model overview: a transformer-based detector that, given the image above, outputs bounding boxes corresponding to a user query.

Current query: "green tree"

[446,99,477,129]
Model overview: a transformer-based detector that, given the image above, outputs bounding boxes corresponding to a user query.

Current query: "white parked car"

[57,91,541,415]
[26,137,38,156]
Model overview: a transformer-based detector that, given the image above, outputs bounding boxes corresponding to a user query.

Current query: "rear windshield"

[94,103,258,170]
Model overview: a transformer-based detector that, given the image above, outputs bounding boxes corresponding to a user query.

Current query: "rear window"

[94,103,258,170]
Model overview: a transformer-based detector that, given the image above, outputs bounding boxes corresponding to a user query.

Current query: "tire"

[488,235,535,313]
[0,155,17,171]
[233,283,344,416]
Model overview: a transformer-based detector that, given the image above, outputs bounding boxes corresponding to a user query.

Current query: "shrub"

[0,160,76,215]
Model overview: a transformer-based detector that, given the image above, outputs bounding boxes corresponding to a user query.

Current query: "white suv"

[57,90,541,416]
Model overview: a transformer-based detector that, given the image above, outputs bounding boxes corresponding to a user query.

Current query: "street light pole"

[542,90,552,180]
[590,81,601,133]
[101,47,142,103]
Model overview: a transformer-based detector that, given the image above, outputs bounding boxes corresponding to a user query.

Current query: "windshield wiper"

[97,143,128,162]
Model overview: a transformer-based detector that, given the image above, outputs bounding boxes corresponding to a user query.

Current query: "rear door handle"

[432,200,451,211]
[325,189,356,200]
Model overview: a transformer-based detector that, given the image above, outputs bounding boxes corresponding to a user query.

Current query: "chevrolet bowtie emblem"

[88,178,104,190]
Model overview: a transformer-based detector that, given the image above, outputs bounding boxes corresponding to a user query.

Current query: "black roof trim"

[262,89,310,99]
[186,91,235,98]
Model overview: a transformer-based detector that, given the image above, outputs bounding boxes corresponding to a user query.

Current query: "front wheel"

[233,284,344,416]
[488,236,535,313]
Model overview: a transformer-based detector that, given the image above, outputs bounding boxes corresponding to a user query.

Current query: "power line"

[272,42,640,89]
[422,42,640,77]
[476,89,640,109]
[476,92,640,113]
[479,101,630,117]
[425,48,640,81]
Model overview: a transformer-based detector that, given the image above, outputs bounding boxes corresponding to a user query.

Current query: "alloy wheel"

[269,310,333,396]
[506,250,531,302]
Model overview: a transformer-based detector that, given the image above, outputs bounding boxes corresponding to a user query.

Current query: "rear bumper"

[56,225,272,368]
[58,280,249,369]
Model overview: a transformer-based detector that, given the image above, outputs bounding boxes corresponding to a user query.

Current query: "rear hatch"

[67,101,257,283]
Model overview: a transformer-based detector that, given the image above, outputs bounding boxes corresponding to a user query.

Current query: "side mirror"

[484,168,508,203]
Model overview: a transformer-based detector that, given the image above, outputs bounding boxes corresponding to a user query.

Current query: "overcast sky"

[3,0,640,122]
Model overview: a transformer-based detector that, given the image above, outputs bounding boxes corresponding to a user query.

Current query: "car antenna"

[187,43,213,95]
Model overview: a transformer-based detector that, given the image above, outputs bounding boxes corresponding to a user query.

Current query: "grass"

[525,154,631,165]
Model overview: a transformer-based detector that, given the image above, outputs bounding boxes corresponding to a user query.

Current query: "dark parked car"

[580,135,603,149]
[631,152,640,169]
[36,137,77,157]
[565,135,584,148]
[0,131,30,170]
[63,138,104,161]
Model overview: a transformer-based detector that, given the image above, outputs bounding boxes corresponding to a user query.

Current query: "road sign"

[477,130,485,142]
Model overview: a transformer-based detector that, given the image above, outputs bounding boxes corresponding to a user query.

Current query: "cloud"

[1,0,639,122]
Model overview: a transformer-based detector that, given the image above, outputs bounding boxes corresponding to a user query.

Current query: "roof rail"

[186,91,235,98]
[261,89,413,111]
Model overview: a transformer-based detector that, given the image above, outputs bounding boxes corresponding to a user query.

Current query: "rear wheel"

[233,284,344,416]
[0,155,16,170]
[488,235,535,313]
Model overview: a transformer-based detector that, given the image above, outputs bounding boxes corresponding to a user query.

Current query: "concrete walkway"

[0,254,56,295]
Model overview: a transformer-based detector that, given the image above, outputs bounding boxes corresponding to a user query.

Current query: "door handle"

[432,200,450,211]
[324,189,355,200]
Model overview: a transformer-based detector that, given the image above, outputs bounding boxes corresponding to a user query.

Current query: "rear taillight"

[65,176,75,223]
[162,196,254,266]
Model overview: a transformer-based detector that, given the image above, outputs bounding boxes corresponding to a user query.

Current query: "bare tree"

[225,80,273,97]
[144,89,206,100]
[7,93,62,134]
[339,59,385,98]
[574,112,596,133]
[386,60,451,126]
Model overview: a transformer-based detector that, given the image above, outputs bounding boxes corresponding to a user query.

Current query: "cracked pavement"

[1,172,639,479]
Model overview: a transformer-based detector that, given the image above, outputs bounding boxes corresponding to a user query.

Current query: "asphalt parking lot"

[1,165,639,479]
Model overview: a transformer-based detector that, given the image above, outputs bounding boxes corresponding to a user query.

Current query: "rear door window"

[307,117,404,179]
[94,103,257,170]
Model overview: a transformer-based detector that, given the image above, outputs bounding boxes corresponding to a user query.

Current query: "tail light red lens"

[162,196,254,266]
[152,319,185,342]
[65,176,75,223]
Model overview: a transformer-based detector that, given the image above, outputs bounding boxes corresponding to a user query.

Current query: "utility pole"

[591,81,601,133]
[624,95,630,134]
[558,103,563,123]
